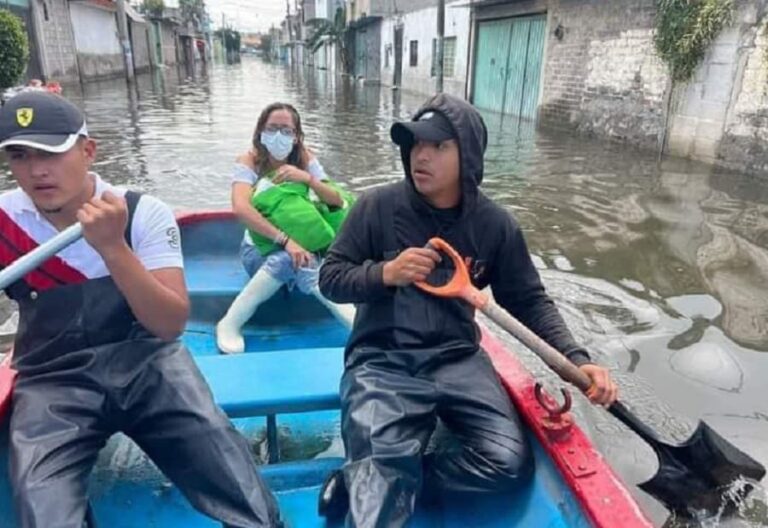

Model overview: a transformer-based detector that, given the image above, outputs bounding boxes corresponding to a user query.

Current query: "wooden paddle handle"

[481,301,594,393]
[414,237,593,393]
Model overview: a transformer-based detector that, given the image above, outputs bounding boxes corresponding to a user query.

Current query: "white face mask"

[260,131,295,161]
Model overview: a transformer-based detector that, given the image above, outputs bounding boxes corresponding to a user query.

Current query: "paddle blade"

[639,420,766,516]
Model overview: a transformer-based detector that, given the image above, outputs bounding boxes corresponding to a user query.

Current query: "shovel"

[415,237,766,516]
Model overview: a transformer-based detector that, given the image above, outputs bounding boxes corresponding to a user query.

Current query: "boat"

[0,211,653,527]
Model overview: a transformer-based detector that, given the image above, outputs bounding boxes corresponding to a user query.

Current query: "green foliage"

[305,7,351,73]
[0,9,29,90]
[654,0,734,82]
[215,28,240,53]
[141,0,165,17]
[179,0,205,26]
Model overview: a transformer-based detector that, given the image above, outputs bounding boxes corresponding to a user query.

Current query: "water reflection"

[1,58,767,525]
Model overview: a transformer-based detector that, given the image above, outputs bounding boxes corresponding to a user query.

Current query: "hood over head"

[390,93,488,215]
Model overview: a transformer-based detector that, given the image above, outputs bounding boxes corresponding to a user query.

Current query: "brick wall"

[476,0,768,176]
[536,0,666,149]
[35,0,79,80]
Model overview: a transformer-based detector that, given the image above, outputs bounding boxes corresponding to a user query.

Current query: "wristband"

[274,231,289,247]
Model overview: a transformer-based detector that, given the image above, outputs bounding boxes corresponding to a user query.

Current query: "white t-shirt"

[0,172,182,280]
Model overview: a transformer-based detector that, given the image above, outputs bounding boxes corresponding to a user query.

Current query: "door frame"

[393,24,403,88]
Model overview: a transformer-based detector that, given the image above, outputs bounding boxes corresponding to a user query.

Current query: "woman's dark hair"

[251,102,310,175]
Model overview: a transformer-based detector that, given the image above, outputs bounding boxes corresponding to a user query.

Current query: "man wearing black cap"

[318,93,618,527]
[0,92,281,527]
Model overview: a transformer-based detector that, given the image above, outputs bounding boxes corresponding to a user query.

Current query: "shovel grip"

[414,237,488,309]
[414,238,593,394]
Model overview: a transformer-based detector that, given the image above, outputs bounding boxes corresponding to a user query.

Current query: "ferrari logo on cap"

[16,108,34,127]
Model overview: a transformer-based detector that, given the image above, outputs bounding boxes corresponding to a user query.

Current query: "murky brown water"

[2,58,767,526]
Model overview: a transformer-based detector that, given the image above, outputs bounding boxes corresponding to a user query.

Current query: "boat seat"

[195,347,344,418]
[184,256,250,296]
[195,347,344,463]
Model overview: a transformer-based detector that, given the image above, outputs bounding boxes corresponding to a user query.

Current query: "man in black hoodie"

[318,94,618,527]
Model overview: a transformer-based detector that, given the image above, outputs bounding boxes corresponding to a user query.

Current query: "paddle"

[414,237,766,517]
[0,222,83,290]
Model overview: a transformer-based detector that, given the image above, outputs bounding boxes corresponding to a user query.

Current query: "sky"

[206,0,288,33]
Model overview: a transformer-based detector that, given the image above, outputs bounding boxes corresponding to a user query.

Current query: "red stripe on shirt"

[0,208,87,289]
[0,238,59,290]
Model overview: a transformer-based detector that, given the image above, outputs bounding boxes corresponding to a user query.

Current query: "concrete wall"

[666,25,741,165]
[380,0,470,97]
[352,20,381,81]
[718,4,768,174]
[315,0,328,20]
[303,0,316,21]
[327,0,344,19]
[130,21,153,72]
[69,2,123,80]
[158,21,179,65]
[31,0,79,81]
[313,40,337,72]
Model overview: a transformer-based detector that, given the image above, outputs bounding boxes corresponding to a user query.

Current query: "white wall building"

[380,1,471,97]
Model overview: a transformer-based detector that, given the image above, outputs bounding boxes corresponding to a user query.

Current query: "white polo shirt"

[0,172,182,281]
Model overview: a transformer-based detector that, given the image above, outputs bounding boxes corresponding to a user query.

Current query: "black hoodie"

[319,94,591,366]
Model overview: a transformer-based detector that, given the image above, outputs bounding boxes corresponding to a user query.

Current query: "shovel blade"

[639,420,765,516]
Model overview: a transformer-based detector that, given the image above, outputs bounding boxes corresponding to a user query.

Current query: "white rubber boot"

[216,270,283,354]
[310,286,356,330]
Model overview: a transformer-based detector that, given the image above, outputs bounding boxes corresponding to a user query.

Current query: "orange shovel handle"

[413,237,595,395]
[414,237,488,309]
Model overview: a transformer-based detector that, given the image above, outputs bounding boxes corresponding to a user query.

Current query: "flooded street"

[2,58,768,525]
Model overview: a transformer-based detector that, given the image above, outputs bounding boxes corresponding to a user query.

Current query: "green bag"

[248,174,355,256]
[316,180,356,233]
[249,181,334,255]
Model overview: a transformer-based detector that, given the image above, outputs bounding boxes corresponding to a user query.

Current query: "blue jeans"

[240,240,319,294]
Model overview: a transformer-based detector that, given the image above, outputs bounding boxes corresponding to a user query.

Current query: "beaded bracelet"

[273,231,289,247]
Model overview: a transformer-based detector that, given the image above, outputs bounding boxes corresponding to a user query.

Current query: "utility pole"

[286,0,292,41]
[286,0,293,64]
[436,0,444,93]
[221,13,227,62]
[116,0,135,83]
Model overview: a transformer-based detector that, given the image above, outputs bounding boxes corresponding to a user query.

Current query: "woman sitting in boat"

[216,102,355,354]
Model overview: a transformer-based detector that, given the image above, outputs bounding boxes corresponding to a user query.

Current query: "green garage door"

[472,14,547,119]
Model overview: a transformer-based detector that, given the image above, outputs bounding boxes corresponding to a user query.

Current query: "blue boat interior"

[0,216,592,527]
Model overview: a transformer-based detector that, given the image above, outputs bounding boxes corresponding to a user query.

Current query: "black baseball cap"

[0,91,88,153]
[391,110,456,146]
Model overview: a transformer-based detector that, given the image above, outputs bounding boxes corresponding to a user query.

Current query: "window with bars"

[409,40,418,67]
[431,36,457,78]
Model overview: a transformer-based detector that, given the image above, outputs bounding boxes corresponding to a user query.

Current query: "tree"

[305,7,351,73]
[214,28,240,53]
[0,9,29,90]
[140,0,165,18]
[179,0,206,29]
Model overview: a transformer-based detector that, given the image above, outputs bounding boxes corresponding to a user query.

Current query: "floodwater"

[1,58,767,526]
